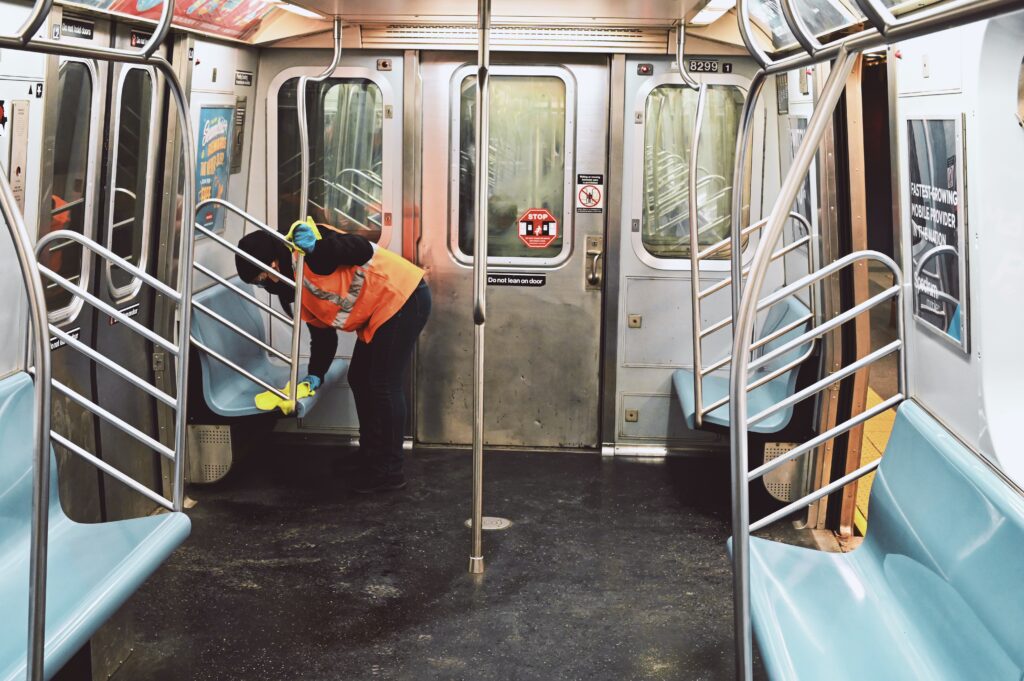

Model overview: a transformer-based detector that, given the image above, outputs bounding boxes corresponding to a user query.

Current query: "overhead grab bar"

[469,0,491,576]
[675,21,701,90]
[293,17,342,407]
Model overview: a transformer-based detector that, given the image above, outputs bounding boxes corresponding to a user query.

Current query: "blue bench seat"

[673,296,813,433]
[748,401,1024,680]
[0,372,190,681]
[192,278,348,418]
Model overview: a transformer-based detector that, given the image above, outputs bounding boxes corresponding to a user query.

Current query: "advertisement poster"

[907,118,968,350]
[196,106,233,232]
[90,0,273,40]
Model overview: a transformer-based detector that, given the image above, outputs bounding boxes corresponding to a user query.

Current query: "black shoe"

[352,471,407,494]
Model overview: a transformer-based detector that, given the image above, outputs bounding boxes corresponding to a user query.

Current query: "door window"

[277,77,384,240]
[108,67,155,297]
[454,71,572,265]
[641,84,746,259]
[40,60,94,319]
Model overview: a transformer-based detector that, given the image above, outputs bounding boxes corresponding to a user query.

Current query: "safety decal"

[49,327,80,351]
[575,173,604,214]
[517,208,558,249]
[0,101,6,132]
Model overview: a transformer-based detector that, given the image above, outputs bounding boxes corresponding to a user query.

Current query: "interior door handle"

[585,235,603,290]
[587,251,603,286]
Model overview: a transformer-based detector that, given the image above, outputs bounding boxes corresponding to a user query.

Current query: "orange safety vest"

[299,243,425,343]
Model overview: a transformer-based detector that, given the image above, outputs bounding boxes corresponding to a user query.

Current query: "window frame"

[447,64,577,269]
[266,66,397,249]
[46,57,101,326]
[105,65,160,302]
[629,70,752,272]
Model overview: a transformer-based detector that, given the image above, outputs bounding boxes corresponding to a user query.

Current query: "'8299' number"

[688,59,720,73]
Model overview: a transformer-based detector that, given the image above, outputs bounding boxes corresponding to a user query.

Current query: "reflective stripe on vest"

[298,242,424,343]
[303,265,367,329]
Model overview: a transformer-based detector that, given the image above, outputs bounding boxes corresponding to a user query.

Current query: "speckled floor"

[112,446,769,681]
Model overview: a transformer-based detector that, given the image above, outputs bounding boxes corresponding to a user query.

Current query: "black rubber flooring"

[112,446,768,681]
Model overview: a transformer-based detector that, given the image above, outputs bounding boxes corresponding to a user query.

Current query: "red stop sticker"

[517,208,558,249]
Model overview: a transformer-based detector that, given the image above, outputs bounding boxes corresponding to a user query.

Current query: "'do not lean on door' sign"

[517,208,558,249]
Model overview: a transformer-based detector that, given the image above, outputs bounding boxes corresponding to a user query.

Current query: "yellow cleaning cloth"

[254,381,315,416]
[284,217,322,254]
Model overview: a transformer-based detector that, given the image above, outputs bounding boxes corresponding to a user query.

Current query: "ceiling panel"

[286,0,701,26]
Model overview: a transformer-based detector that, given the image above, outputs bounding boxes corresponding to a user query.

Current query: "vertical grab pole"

[729,71,767,334]
[687,83,707,426]
[728,48,855,681]
[469,0,491,575]
[295,17,342,405]
[1,169,53,681]
[162,61,198,513]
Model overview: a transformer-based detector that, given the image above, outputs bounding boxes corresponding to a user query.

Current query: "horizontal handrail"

[190,337,289,400]
[193,262,292,325]
[196,198,291,245]
[50,431,173,511]
[749,339,902,427]
[700,313,813,377]
[194,223,297,288]
[749,285,899,373]
[750,458,882,533]
[700,341,817,417]
[48,325,176,408]
[699,235,811,300]
[756,250,901,314]
[37,265,179,355]
[192,300,292,364]
[37,230,181,301]
[748,393,904,482]
[51,378,175,460]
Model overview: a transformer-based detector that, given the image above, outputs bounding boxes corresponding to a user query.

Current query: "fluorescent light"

[688,0,736,26]
[272,2,323,19]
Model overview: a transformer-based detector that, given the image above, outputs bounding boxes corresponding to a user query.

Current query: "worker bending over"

[235,221,430,493]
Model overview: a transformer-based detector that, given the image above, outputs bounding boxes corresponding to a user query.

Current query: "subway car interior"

[0,0,1022,679]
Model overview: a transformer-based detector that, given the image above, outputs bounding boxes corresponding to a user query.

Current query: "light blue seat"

[192,278,348,418]
[673,296,812,433]
[0,372,190,681]
[747,401,1024,681]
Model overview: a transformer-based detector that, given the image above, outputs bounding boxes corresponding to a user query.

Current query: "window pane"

[749,0,860,52]
[110,68,153,291]
[41,61,92,314]
[277,77,383,240]
[458,75,567,259]
[642,85,745,259]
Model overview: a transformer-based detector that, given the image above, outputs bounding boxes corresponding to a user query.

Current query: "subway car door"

[266,54,403,433]
[417,56,608,448]
[91,23,169,520]
[37,11,109,521]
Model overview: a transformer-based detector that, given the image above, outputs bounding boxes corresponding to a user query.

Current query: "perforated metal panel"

[186,425,233,484]
[763,442,810,502]
[360,25,669,52]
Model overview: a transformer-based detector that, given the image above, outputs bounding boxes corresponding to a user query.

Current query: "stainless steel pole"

[0,162,53,681]
[727,48,856,681]
[469,0,491,576]
[675,22,700,90]
[687,83,707,426]
[294,17,342,405]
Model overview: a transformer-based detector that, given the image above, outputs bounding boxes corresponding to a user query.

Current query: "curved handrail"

[675,22,701,90]
[779,0,824,57]
[0,148,53,681]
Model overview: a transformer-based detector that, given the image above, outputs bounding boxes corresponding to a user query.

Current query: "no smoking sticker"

[576,173,604,214]
[517,208,558,249]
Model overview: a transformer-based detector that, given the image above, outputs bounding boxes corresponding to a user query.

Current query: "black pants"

[347,279,431,476]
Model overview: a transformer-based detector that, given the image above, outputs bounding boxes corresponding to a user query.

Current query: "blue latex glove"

[292,222,318,254]
[302,374,322,392]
